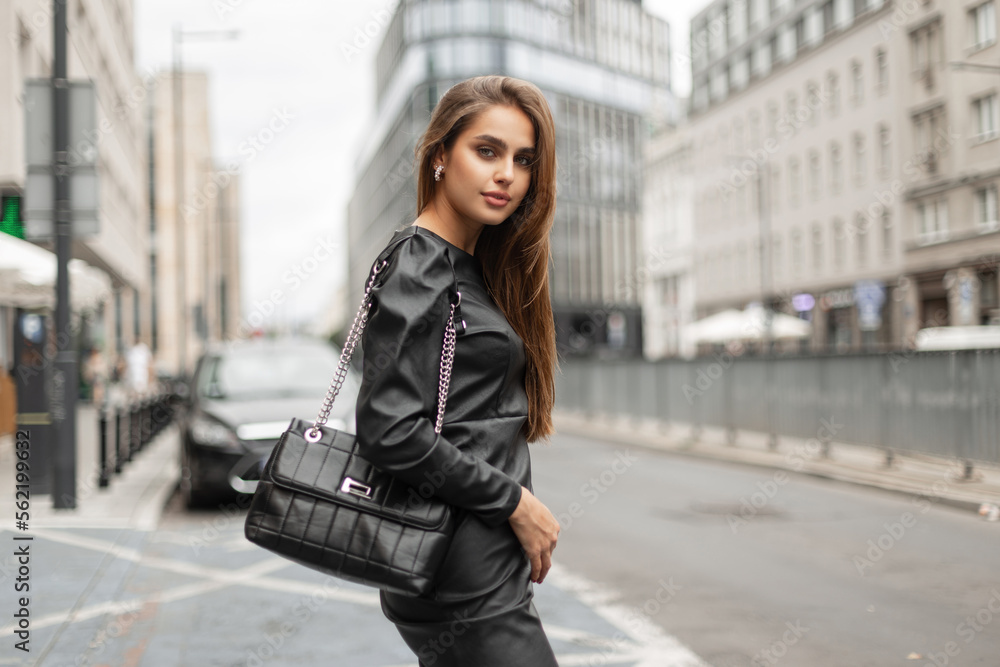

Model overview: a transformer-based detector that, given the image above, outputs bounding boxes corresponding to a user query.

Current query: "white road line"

[25,527,382,606]
[378,651,649,667]
[0,557,289,635]
[9,528,709,666]
[544,624,641,648]
[547,562,710,667]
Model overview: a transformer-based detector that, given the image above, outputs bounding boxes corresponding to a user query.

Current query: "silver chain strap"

[435,292,460,433]
[305,258,460,442]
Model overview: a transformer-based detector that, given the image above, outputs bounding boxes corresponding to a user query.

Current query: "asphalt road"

[528,430,1000,667]
[6,424,993,667]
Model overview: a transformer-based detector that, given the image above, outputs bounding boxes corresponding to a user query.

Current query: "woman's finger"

[537,551,552,583]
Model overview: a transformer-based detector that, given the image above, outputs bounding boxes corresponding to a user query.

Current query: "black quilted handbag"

[243,257,460,596]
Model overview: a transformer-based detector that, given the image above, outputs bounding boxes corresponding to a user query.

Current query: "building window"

[822,0,835,35]
[827,71,840,116]
[977,185,999,231]
[881,208,892,258]
[767,101,779,138]
[851,60,864,105]
[791,227,803,275]
[812,222,823,273]
[913,106,946,174]
[770,164,781,214]
[750,0,766,30]
[719,123,731,157]
[709,6,726,58]
[911,20,943,79]
[772,233,782,279]
[832,218,846,268]
[709,67,729,102]
[786,90,799,135]
[969,1,997,51]
[973,94,999,142]
[829,141,843,194]
[875,48,888,94]
[752,38,771,78]
[852,132,866,186]
[795,16,806,52]
[806,80,821,125]
[917,198,949,244]
[855,212,867,268]
[788,156,801,208]
[693,25,708,69]
[808,149,822,200]
[878,125,891,176]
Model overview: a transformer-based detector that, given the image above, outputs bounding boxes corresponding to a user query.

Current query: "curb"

[552,411,1000,518]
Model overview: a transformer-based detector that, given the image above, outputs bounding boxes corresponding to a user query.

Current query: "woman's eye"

[478,147,531,166]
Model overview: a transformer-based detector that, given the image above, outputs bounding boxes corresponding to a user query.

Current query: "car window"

[197,346,345,400]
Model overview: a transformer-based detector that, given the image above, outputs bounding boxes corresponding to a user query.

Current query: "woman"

[354,75,561,666]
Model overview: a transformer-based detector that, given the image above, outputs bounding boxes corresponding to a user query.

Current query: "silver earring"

[434,165,444,182]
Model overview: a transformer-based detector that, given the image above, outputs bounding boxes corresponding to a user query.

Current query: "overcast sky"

[134,0,701,333]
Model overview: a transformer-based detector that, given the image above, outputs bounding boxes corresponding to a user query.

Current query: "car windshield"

[197,346,346,400]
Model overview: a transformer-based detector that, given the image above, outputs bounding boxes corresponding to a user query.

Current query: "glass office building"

[347,0,675,356]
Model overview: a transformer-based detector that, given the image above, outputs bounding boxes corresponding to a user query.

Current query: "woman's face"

[435,104,535,230]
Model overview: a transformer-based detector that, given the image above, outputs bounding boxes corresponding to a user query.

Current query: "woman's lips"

[483,194,509,207]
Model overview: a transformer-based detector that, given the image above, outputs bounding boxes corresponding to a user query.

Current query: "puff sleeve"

[354,234,523,527]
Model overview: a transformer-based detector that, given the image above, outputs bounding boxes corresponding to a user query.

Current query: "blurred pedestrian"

[126,341,151,399]
[82,346,108,406]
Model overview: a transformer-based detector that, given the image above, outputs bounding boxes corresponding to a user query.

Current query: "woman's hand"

[508,486,560,584]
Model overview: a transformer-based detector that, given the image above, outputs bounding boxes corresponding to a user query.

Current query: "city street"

[0,423,706,667]
[6,426,998,666]
[4,0,1000,665]
[530,431,1000,666]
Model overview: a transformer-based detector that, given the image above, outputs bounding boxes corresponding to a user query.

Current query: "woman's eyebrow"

[473,134,536,155]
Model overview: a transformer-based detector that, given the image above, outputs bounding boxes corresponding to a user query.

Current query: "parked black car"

[178,337,358,508]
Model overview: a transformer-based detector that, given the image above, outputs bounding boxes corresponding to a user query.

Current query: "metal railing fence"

[555,349,1000,467]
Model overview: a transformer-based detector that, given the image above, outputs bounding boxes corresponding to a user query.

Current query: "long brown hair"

[414,75,558,443]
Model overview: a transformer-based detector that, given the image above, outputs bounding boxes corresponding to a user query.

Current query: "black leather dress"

[355,224,559,666]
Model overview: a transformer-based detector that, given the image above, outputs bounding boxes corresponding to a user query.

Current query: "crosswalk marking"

[2,527,709,666]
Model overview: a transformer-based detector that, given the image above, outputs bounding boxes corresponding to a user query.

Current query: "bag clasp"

[340,477,373,499]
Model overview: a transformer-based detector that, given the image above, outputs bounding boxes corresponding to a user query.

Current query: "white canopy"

[915,326,1000,351]
[686,307,811,344]
[0,233,111,311]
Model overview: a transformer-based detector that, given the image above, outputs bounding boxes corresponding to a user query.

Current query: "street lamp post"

[725,153,776,348]
[52,0,75,507]
[756,158,775,352]
[170,26,238,379]
[754,157,777,450]
[722,153,777,449]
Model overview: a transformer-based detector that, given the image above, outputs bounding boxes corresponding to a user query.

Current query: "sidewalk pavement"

[553,410,1000,518]
[0,404,181,531]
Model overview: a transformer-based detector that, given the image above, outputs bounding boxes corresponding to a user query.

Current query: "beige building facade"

[894,0,1000,335]
[643,0,999,355]
[0,0,150,361]
[641,125,697,359]
[150,70,242,378]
